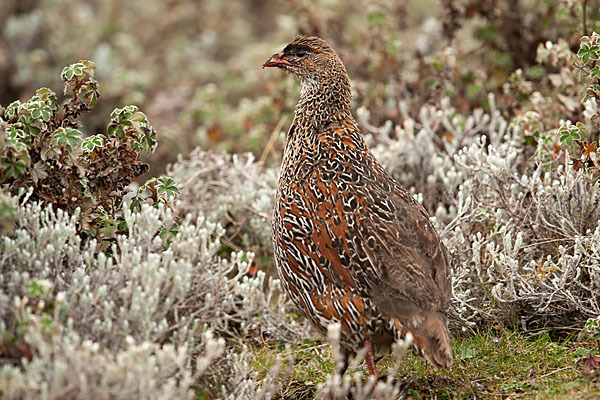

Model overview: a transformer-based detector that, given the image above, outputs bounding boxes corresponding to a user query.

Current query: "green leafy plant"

[579,33,600,104]
[130,176,180,211]
[0,60,178,243]
[559,123,583,146]
[580,316,600,376]
[553,32,600,176]
[584,316,600,341]
[578,38,600,64]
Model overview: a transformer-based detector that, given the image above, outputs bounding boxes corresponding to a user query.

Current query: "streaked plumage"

[264,36,453,376]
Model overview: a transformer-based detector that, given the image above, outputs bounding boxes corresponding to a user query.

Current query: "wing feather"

[302,121,452,322]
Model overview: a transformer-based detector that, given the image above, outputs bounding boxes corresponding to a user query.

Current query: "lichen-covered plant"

[169,149,278,266]
[362,35,600,330]
[0,192,302,399]
[555,32,600,177]
[0,62,300,399]
[2,2,600,397]
[164,33,600,333]
[5,0,595,172]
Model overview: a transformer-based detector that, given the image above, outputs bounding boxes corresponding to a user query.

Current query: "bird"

[264,36,453,378]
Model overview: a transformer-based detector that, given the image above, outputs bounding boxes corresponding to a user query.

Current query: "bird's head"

[263,36,347,86]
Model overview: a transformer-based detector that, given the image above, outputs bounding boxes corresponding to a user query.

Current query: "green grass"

[249,330,600,399]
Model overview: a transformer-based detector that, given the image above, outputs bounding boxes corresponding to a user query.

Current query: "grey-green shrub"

[0,192,302,399]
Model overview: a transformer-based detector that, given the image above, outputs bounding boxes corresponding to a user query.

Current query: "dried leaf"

[31,161,48,183]
[581,354,600,376]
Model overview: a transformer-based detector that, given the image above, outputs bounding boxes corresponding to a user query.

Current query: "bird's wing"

[353,178,452,317]
[300,121,452,321]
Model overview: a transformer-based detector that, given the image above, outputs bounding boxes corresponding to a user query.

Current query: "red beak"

[263,51,292,68]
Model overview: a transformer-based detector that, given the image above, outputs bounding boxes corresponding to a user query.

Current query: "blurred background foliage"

[3,0,600,328]
[2,0,600,397]
[2,0,598,175]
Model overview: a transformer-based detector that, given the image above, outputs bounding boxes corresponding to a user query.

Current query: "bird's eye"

[296,49,307,58]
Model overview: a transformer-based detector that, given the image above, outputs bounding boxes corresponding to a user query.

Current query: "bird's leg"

[338,351,352,376]
[363,338,379,379]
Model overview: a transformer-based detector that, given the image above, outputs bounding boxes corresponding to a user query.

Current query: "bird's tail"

[409,311,453,368]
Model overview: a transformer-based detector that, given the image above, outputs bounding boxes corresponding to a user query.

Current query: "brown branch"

[582,0,589,36]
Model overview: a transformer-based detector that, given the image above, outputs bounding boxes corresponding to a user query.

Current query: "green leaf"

[5,100,21,120]
[467,84,483,98]
[53,127,82,152]
[107,125,118,138]
[13,141,27,154]
[130,110,147,123]
[41,314,53,333]
[81,134,104,152]
[25,125,41,137]
[577,43,599,63]
[559,127,580,146]
[130,197,142,212]
[159,224,179,242]
[41,109,52,122]
[368,12,386,26]
[62,66,75,81]
[6,126,25,139]
[36,88,58,111]
[475,23,500,42]
[36,87,56,99]
[26,279,52,297]
[459,346,478,360]
[585,316,600,333]
[73,63,84,77]
[61,61,96,82]
[156,176,180,196]
[1,159,27,178]
[80,82,99,107]
[523,135,538,147]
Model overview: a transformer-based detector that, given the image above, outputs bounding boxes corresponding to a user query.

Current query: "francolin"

[264,36,453,377]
